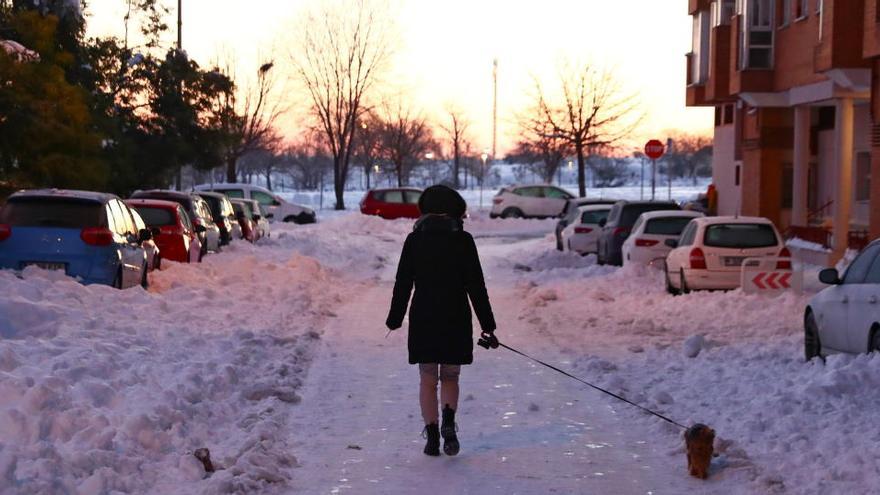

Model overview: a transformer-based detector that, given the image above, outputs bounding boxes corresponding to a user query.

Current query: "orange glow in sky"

[85,0,712,155]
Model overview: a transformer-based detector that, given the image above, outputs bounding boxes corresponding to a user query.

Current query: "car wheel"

[501,208,523,219]
[140,263,149,289]
[869,325,880,353]
[804,311,822,361]
[679,269,691,295]
[113,268,123,289]
[666,268,680,296]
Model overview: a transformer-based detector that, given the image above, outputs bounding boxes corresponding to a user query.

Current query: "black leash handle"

[493,341,688,430]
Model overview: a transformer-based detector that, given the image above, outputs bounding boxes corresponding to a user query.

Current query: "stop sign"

[644,139,665,160]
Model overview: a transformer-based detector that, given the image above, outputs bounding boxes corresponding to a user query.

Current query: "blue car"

[0,189,150,288]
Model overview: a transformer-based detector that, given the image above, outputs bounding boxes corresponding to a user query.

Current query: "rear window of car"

[644,217,694,236]
[382,190,404,203]
[620,204,680,226]
[219,189,244,199]
[201,196,223,219]
[580,209,609,225]
[703,223,778,248]
[0,198,103,228]
[404,190,421,204]
[133,207,176,226]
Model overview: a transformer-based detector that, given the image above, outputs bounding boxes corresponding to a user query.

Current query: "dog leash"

[496,342,688,430]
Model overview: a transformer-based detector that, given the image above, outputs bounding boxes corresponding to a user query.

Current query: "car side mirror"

[194,224,207,234]
[664,239,679,248]
[819,268,842,285]
[150,227,161,237]
[253,214,261,221]
[598,218,607,228]
[137,228,153,243]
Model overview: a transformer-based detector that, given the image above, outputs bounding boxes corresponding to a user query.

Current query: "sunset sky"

[84,0,712,155]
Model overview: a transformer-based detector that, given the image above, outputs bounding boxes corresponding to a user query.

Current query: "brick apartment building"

[686,0,880,262]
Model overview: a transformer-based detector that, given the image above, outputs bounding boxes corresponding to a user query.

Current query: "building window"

[856,152,871,201]
[691,11,711,84]
[779,0,791,27]
[715,106,723,126]
[795,0,808,19]
[712,0,736,26]
[724,104,735,124]
[735,164,742,186]
[818,0,824,39]
[740,0,774,69]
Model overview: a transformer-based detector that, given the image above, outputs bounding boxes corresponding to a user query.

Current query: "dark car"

[130,190,219,257]
[360,188,423,220]
[596,200,681,266]
[195,191,237,245]
[555,198,619,251]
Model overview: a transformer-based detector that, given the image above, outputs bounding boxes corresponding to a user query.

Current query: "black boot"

[423,423,440,456]
[441,405,460,456]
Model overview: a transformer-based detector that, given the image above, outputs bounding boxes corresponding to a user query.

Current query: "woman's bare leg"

[439,365,460,411]
[419,364,440,424]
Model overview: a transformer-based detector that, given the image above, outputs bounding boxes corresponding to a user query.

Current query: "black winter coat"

[386,215,496,365]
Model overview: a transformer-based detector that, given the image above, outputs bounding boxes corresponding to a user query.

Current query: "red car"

[360,188,423,219]
[125,199,202,263]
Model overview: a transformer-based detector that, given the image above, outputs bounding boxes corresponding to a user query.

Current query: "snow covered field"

[0,208,876,494]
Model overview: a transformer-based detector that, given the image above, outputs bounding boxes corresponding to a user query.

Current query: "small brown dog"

[684,423,715,479]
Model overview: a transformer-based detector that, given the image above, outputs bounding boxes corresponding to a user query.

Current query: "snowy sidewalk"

[288,277,712,494]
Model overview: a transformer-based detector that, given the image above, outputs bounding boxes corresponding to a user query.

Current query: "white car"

[622,210,703,267]
[490,185,575,219]
[804,240,880,359]
[194,183,316,224]
[560,205,612,255]
[664,216,790,294]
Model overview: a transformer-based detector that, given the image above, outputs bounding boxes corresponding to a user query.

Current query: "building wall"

[773,12,825,91]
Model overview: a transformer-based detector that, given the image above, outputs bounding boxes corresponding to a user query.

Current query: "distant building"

[686,0,878,262]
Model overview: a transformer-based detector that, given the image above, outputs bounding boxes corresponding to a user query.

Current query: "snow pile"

[0,241,345,494]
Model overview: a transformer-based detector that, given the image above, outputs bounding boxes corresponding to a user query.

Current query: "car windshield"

[581,209,609,224]
[644,217,694,236]
[133,207,175,226]
[703,223,778,248]
[620,204,680,226]
[0,197,103,228]
[201,196,223,219]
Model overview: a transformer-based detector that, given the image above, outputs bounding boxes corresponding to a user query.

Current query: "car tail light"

[80,227,114,246]
[690,247,707,269]
[492,197,503,205]
[574,227,592,234]
[0,224,10,242]
[635,238,659,247]
[777,247,792,270]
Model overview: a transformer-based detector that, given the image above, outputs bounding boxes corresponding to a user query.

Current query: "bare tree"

[663,132,712,184]
[511,117,572,183]
[283,132,332,190]
[210,60,283,183]
[375,99,434,187]
[291,0,392,209]
[440,105,470,189]
[239,147,283,189]
[525,63,641,197]
[354,113,382,190]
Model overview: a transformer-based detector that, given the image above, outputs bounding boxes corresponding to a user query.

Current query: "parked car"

[664,216,790,294]
[804,240,880,359]
[125,198,205,263]
[0,189,150,288]
[360,188,423,220]
[234,198,270,240]
[622,211,704,267]
[195,191,239,244]
[194,183,316,224]
[130,190,220,256]
[129,208,161,271]
[230,199,257,242]
[596,200,681,266]
[490,185,575,219]
[555,198,619,250]
[560,204,613,255]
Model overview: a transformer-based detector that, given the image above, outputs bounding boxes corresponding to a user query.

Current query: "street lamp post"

[480,151,489,210]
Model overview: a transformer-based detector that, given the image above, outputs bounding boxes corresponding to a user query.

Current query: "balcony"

[686,52,709,107]
[705,24,733,101]
[728,15,774,95]
[814,0,869,72]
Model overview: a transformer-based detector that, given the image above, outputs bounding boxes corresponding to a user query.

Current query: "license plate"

[723,257,746,267]
[24,262,66,271]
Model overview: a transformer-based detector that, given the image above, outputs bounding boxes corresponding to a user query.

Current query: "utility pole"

[492,58,498,161]
[177,0,182,50]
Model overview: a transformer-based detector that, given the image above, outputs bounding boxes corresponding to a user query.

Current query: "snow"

[0,205,876,494]
[0,40,40,62]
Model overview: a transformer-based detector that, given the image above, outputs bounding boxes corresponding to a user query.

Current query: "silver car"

[490,185,575,219]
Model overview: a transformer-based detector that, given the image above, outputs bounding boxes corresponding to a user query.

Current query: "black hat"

[418,185,467,218]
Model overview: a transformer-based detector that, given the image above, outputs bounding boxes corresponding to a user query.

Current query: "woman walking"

[385,185,498,457]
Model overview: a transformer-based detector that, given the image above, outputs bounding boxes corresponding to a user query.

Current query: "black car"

[555,198,619,251]
[195,191,237,245]
[596,200,681,266]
